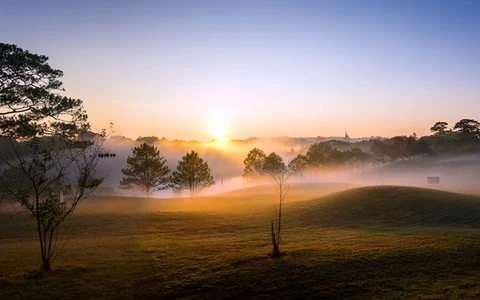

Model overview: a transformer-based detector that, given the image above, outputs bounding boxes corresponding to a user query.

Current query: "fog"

[3,137,479,215]
[94,136,480,200]
[94,136,310,197]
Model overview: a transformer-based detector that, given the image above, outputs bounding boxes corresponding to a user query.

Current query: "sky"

[1,0,479,141]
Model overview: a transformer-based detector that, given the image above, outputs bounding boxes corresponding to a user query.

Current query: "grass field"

[2,183,480,299]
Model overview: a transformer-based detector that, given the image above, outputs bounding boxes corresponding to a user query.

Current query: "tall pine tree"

[120,143,171,197]
[170,151,214,196]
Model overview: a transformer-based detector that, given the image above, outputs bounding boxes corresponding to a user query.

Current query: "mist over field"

[95,135,308,196]
[3,1,480,297]
[93,135,480,199]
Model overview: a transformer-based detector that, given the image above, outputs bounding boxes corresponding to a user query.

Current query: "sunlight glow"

[209,120,228,142]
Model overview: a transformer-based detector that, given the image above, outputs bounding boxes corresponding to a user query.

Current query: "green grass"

[295,185,480,227]
[2,184,480,299]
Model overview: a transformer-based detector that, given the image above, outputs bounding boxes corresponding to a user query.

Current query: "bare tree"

[264,152,291,258]
[270,170,291,258]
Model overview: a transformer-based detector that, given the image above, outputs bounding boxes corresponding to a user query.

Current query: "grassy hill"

[2,184,480,298]
[293,185,480,228]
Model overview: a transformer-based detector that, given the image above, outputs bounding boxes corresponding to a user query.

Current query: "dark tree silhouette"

[263,152,286,174]
[454,119,480,141]
[243,148,267,178]
[119,143,171,197]
[0,43,88,138]
[0,43,114,272]
[288,154,308,176]
[430,121,449,135]
[305,142,342,169]
[170,151,215,196]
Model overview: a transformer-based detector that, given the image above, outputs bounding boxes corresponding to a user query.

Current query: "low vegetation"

[2,184,480,298]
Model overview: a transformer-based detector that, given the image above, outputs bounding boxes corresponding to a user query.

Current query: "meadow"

[2,183,480,299]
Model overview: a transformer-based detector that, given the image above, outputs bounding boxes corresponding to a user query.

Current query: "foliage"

[263,152,286,174]
[453,118,480,147]
[135,136,159,144]
[345,147,371,169]
[430,121,449,135]
[240,118,480,178]
[119,143,171,197]
[0,43,114,272]
[423,119,480,153]
[0,43,88,138]
[453,119,480,138]
[243,148,267,178]
[170,151,215,196]
[288,154,308,176]
[305,142,344,169]
[0,134,113,271]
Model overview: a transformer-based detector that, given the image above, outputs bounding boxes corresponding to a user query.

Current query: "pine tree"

[120,143,171,197]
[170,151,215,196]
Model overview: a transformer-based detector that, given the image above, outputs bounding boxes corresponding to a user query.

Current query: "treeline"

[117,118,480,194]
[243,118,480,177]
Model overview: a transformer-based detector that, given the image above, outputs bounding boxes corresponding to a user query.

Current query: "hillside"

[3,185,480,298]
[295,186,480,228]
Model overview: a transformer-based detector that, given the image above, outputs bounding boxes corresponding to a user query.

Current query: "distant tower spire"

[345,131,350,141]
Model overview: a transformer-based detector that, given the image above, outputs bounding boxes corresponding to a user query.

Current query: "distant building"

[344,131,350,142]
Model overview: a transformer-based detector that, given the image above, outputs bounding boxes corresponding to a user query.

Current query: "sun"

[209,120,228,142]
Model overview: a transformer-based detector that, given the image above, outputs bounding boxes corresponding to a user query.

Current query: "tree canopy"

[119,143,171,197]
[263,152,286,175]
[0,43,114,272]
[170,151,215,196]
[288,154,308,175]
[0,43,89,138]
[454,119,480,141]
[243,148,267,178]
[430,121,449,135]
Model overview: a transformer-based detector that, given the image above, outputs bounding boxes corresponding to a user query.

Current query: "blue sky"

[1,0,479,140]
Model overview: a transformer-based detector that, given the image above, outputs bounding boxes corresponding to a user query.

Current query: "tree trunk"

[41,259,51,272]
[40,229,53,272]
[270,221,280,258]
[38,221,53,272]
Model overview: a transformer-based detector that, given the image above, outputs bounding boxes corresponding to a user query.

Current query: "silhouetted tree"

[305,142,342,169]
[427,121,456,153]
[406,138,433,158]
[370,139,390,166]
[170,151,214,196]
[430,121,449,135]
[288,154,308,176]
[346,147,370,170]
[243,148,267,178]
[453,119,480,147]
[0,43,88,138]
[119,143,171,197]
[263,152,286,174]
[0,43,114,272]
[136,136,159,144]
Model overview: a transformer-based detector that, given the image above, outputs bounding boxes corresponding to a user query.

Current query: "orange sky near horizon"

[3,1,478,141]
